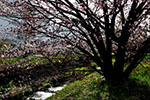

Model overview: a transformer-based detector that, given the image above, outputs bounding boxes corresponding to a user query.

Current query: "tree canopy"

[1,0,150,83]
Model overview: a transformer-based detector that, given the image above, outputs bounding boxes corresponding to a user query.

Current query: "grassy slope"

[46,64,150,100]
[46,72,107,100]
[1,55,150,100]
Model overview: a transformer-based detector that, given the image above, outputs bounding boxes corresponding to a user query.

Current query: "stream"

[27,84,67,100]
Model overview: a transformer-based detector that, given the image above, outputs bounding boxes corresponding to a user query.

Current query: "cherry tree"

[1,0,150,84]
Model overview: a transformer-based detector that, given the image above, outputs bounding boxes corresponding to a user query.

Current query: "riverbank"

[1,55,150,100]
[46,68,150,100]
[0,54,91,99]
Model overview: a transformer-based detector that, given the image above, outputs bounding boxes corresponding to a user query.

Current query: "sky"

[0,0,15,35]
[0,17,11,38]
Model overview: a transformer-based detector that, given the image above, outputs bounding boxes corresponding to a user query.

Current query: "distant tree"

[1,0,150,84]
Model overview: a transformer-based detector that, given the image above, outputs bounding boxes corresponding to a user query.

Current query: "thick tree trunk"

[101,65,127,85]
[104,72,125,85]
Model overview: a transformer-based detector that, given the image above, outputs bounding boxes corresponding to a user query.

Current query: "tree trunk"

[104,73,125,85]
[102,66,127,86]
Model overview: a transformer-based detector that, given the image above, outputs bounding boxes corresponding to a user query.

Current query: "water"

[27,84,67,100]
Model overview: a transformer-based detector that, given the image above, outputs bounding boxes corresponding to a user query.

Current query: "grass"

[130,64,150,86]
[46,63,150,100]
[0,57,24,64]
[0,54,90,99]
[0,56,49,71]
[0,55,49,64]
[1,54,150,100]
[46,72,106,100]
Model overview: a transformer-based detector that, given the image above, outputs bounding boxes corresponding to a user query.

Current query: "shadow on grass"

[108,79,150,100]
[46,73,150,100]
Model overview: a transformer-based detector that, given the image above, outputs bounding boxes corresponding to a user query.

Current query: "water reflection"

[27,84,67,100]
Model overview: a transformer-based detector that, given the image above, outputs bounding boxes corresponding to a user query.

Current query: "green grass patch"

[25,57,49,65]
[0,57,24,64]
[46,66,150,100]
[130,64,150,86]
[46,73,107,100]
